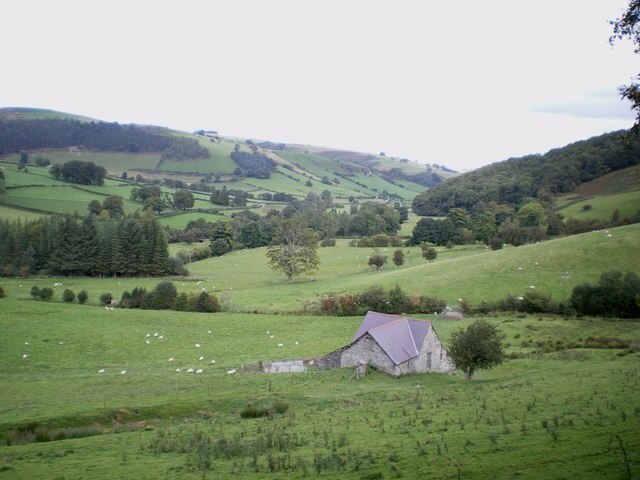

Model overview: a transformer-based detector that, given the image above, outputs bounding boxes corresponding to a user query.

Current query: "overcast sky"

[1,0,636,171]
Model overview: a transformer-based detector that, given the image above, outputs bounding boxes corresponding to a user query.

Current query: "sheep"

[58,341,64,345]
[98,369,105,373]
[269,335,274,339]
[195,369,203,374]
[153,333,159,337]
[24,342,29,345]
[158,336,164,340]
[227,369,236,374]
[207,330,212,334]
[210,360,216,364]
[187,368,194,373]
[120,370,126,375]
[168,358,174,362]
[195,343,201,348]
[176,368,181,373]
[295,341,299,345]
[199,356,204,361]
[146,340,150,345]
[22,354,28,359]
[529,285,536,289]
[277,343,284,347]
[146,334,151,338]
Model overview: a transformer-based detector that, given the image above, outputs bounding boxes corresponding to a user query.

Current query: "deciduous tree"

[267,219,319,283]
[448,320,506,380]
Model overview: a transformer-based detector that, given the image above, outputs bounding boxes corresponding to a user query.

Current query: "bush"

[99,292,113,306]
[368,251,387,270]
[358,285,389,312]
[150,280,177,309]
[30,285,41,299]
[120,287,148,308]
[320,238,336,247]
[489,237,503,250]
[173,292,189,311]
[189,292,220,313]
[77,290,88,304]
[392,249,405,267]
[39,287,53,301]
[62,288,75,303]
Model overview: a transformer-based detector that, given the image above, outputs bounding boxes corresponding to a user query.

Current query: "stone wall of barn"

[406,329,456,374]
[339,334,397,375]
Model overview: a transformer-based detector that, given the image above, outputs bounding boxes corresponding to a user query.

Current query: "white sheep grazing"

[277,343,284,347]
[98,369,105,373]
[295,341,299,345]
[58,341,64,345]
[195,343,201,348]
[146,340,150,345]
[120,370,126,375]
[207,330,212,334]
[146,334,151,338]
[25,342,29,345]
[227,369,236,375]
[269,335,274,339]
[168,358,174,362]
[195,369,203,374]
[158,336,164,340]
[187,368,194,373]
[153,333,159,337]
[176,368,181,373]
[199,356,204,361]
[22,354,28,359]
[210,360,216,364]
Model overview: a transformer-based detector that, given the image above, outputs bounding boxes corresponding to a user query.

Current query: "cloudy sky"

[1,0,636,171]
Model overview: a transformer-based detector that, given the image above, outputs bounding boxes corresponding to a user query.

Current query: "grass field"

[556,190,640,221]
[0,215,639,479]
[0,296,638,479]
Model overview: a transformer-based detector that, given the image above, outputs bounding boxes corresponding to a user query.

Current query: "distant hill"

[412,130,640,216]
[0,107,455,204]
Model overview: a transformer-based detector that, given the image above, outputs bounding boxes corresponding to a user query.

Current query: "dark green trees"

[0,213,172,277]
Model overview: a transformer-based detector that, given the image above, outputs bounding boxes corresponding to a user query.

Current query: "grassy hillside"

[555,164,640,221]
[0,108,443,205]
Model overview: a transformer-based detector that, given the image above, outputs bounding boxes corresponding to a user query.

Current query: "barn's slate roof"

[353,311,431,365]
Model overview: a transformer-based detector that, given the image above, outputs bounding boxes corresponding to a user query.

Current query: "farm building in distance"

[316,311,456,377]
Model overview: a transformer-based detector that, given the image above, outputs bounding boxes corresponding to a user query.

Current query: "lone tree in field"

[448,320,505,380]
[421,245,438,262]
[368,250,387,270]
[267,218,319,283]
[392,249,405,267]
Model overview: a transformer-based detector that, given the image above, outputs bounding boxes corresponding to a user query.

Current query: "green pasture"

[556,190,640,221]
[0,185,142,215]
[159,212,229,229]
[2,150,162,175]
[0,204,44,221]
[0,296,638,479]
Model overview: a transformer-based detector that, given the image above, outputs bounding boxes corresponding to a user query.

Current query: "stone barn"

[316,311,456,377]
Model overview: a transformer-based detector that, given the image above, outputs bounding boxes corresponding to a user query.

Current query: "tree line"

[412,130,640,217]
[0,212,178,277]
[165,194,405,255]
[0,119,208,160]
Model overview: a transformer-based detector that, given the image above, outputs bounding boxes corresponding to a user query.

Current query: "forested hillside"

[0,119,208,160]
[412,130,640,216]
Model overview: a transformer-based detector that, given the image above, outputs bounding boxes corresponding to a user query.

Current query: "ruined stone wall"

[315,348,344,371]
[339,334,397,376]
